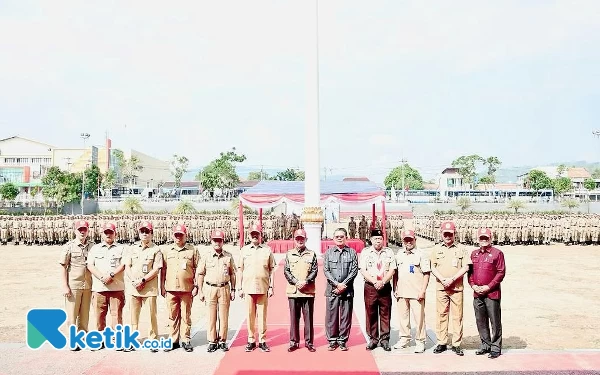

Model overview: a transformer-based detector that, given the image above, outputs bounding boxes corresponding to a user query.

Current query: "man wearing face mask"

[86,222,126,350]
[238,224,276,352]
[59,220,92,350]
[284,229,318,352]
[359,229,395,351]
[197,229,237,353]
[124,221,163,352]
[468,228,506,359]
[430,221,471,356]
[393,230,430,353]
[160,224,200,352]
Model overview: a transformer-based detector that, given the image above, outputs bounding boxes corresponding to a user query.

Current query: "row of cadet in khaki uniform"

[0,213,406,246]
[414,213,600,245]
[60,217,505,358]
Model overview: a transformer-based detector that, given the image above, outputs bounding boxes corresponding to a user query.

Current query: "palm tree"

[173,200,197,214]
[507,199,525,214]
[123,197,143,214]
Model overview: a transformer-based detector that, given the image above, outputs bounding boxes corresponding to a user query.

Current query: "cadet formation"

[413,213,600,245]
[59,217,506,359]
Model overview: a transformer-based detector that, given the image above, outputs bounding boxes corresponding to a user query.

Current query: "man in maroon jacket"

[468,228,506,359]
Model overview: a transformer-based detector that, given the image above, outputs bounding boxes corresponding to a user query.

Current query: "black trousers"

[325,295,353,344]
[288,297,314,345]
[364,282,392,344]
[474,297,502,353]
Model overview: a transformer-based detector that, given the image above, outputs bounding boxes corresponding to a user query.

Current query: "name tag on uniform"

[142,265,148,273]
[223,264,228,275]
[181,262,187,270]
[409,264,415,274]
[452,258,458,267]
[111,259,118,267]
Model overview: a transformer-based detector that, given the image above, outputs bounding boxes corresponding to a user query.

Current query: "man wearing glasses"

[124,221,163,352]
[323,228,358,351]
[430,221,471,356]
[393,230,430,353]
[238,224,276,352]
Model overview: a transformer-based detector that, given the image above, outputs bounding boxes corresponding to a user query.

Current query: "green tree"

[84,164,100,198]
[507,199,525,213]
[384,163,424,190]
[115,150,143,188]
[451,155,484,189]
[483,156,502,182]
[195,147,246,196]
[0,182,19,201]
[553,177,572,196]
[248,171,270,180]
[456,197,472,212]
[525,170,554,193]
[123,197,143,214]
[171,154,189,189]
[591,168,600,179]
[173,200,197,214]
[556,164,567,177]
[101,169,117,196]
[478,175,494,189]
[561,198,579,212]
[271,168,305,181]
[584,177,596,191]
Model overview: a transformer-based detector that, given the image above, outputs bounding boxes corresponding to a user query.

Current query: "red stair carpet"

[214,259,380,375]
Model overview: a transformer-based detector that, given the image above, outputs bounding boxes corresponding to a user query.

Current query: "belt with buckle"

[205,281,229,287]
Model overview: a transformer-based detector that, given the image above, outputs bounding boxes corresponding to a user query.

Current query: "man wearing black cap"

[359,229,396,351]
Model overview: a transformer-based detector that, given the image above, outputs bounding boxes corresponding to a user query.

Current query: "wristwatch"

[109,272,115,278]
[231,288,236,292]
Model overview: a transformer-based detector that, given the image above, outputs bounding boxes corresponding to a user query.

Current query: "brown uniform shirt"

[358,246,396,282]
[395,247,430,299]
[430,242,472,292]
[87,242,126,292]
[197,250,236,286]
[238,244,276,294]
[126,242,163,297]
[59,239,92,290]
[161,243,200,292]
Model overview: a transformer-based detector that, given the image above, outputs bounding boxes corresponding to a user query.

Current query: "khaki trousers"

[130,296,158,340]
[65,289,91,332]
[207,285,231,343]
[397,297,426,344]
[247,293,268,343]
[166,291,193,343]
[435,290,463,347]
[93,291,125,332]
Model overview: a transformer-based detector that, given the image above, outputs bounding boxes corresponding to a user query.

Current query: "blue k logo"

[27,309,67,349]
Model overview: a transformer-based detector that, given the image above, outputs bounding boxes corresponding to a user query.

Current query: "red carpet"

[214,260,380,375]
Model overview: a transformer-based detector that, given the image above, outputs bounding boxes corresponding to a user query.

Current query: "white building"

[437,167,467,197]
[0,136,54,190]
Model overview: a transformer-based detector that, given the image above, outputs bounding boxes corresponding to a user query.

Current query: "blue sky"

[1,1,600,182]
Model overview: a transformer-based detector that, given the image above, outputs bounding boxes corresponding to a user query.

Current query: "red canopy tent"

[238,180,388,247]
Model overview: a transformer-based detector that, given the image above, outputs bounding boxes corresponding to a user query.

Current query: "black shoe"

[164,342,180,352]
[182,342,193,352]
[488,352,501,359]
[381,343,391,352]
[306,344,316,352]
[123,346,135,352]
[288,343,299,352]
[327,342,338,351]
[150,348,158,353]
[258,342,270,352]
[366,342,377,351]
[219,342,229,352]
[339,343,348,351]
[245,342,256,352]
[207,343,218,353]
[476,349,491,355]
[433,344,447,354]
[451,346,464,356]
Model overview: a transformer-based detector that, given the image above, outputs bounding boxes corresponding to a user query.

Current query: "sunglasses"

[334,235,345,239]
[140,229,151,234]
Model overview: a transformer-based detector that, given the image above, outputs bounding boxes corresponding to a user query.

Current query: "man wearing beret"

[359,228,395,351]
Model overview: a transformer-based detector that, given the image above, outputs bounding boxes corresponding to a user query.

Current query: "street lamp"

[80,133,90,214]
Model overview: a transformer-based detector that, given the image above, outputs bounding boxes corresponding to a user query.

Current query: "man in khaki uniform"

[160,224,199,352]
[393,229,430,353]
[359,229,395,351]
[87,222,126,350]
[283,229,318,352]
[238,223,276,352]
[430,221,471,356]
[348,217,357,239]
[124,220,163,352]
[197,229,237,353]
[59,220,92,351]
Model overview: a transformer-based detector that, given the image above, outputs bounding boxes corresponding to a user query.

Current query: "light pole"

[80,133,90,214]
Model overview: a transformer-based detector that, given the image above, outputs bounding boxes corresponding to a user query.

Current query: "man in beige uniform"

[86,222,126,350]
[238,224,276,352]
[124,221,163,352]
[393,230,430,353]
[59,220,92,351]
[197,229,237,353]
[160,224,199,352]
[430,221,471,356]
